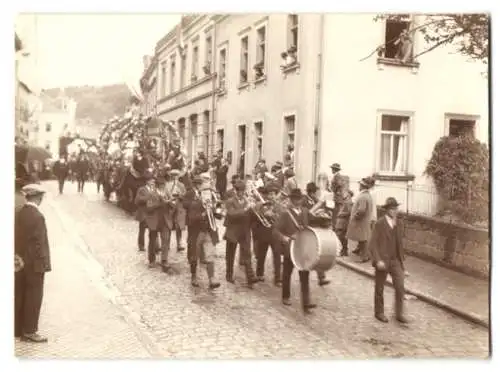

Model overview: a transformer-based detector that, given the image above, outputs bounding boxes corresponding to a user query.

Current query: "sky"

[15,13,181,90]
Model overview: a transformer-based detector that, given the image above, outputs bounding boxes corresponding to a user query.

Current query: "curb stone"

[335,258,489,329]
[45,195,164,357]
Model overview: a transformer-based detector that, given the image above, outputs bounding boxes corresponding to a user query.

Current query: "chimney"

[142,55,152,70]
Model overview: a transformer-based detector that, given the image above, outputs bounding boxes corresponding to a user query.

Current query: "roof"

[15,33,23,52]
[18,80,32,94]
[154,14,199,54]
[40,93,67,113]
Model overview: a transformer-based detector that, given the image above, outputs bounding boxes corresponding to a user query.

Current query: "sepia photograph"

[11,4,492,363]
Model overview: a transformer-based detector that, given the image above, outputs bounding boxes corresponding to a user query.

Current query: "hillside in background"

[43,84,132,125]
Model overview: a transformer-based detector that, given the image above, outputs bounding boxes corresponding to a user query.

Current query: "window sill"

[216,88,227,97]
[254,76,267,86]
[238,82,250,91]
[281,62,300,74]
[377,57,420,70]
[373,173,416,182]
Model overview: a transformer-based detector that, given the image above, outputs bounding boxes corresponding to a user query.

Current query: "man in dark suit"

[15,184,51,342]
[53,157,69,194]
[369,197,409,324]
[134,171,161,267]
[75,154,91,193]
[224,180,258,288]
[273,188,316,314]
[184,177,221,289]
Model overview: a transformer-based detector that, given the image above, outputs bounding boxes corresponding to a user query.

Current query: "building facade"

[140,55,158,117]
[318,14,489,214]
[33,91,77,158]
[144,14,489,214]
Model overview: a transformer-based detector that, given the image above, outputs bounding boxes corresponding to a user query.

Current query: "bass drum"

[290,227,341,272]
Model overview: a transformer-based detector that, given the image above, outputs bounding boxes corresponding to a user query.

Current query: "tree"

[363,14,489,64]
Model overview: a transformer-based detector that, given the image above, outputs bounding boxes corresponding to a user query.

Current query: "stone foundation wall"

[377,208,490,279]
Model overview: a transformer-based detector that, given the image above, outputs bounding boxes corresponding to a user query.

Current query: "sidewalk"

[337,254,489,327]
[15,196,153,358]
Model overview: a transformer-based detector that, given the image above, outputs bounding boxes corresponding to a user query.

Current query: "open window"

[380,15,415,64]
[254,122,263,161]
[255,26,266,79]
[218,47,227,91]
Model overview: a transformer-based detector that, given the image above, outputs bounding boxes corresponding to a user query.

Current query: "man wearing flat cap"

[273,188,316,314]
[134,170,161,267]
[15,184,51,342]
[369,197,409,324]
[329,163,345,226]
[346,177,374,263]
[252,183,283,286]
[165,168,187,253]
[223,179,258,288]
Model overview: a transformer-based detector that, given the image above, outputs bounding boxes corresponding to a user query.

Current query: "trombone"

[200,187,219,232]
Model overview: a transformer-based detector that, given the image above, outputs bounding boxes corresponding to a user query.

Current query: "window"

[254,122,263,160]
[287,14,299,50]
[191,42,199,80]
[180,54,187,88]
[161,62,167,96]
[448,118,476,138]
[256,27,266,76]
[218,48,227,89]
[217,129,224,154]
[240,36,249,84]
[45,122,52,132]
[203,111,210,156]
[170,57,176,93]
[284,115,295,151]
[382,15,413,62]
[205,36,212,68]
[378,114,409,174]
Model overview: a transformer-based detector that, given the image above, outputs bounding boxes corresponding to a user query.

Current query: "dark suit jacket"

[330,173,345,203]
[368,216,405,268]
[134,185,162,230]
[223,195,251,243]
[15,204,51,273]
[272,206,309,257]
[186,196,219,244]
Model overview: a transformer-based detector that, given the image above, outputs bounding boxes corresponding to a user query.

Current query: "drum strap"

[286,209,302,231]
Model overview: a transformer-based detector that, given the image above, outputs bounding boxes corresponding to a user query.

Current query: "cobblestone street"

[17,180,489,359]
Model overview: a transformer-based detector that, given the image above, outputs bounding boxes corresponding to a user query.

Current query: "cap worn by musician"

[272,188,316,313]
[223,180,258,287]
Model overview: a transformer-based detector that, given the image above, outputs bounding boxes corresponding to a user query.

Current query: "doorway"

[238,125,246,178]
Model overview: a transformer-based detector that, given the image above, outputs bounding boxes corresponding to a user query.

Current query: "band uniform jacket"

[368,216,405,268]
[53,161,69,180]
[187,195,219,245]
[223,195,252,243]
[251,200,284,243]
[346,190,373,242]
[15,204,51,273]
[164,180,186,230]
[134,185,162,231]
[272,206,309,258]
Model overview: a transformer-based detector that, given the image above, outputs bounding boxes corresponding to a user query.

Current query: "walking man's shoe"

[396,315,410,324]
[21,333,48,343]
[282,298,292,306]
[375,314,389,323]
[318,279,331,286]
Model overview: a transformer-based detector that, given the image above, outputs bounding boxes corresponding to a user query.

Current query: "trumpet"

[200,187,220,231]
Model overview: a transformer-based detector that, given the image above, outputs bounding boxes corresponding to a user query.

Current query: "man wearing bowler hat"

[273,188,316,314]
[369,197,409,324]
[15,184,51,342]
[346,177,373,263]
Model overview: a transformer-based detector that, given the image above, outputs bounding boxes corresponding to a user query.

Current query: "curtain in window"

[380,134,391,171]
[393,118,408,172]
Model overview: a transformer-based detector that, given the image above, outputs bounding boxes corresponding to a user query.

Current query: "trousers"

[255,239,281,282]
[225,240,254,283]
[15,271,45,336]
[374,259,405,317]
[282,254,311,308]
